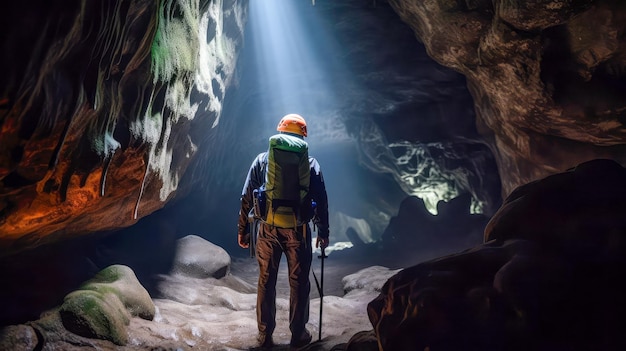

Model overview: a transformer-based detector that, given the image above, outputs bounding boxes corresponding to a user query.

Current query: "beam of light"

[247,0,346,147]
[244,1,484,248]
[247,1,372,247]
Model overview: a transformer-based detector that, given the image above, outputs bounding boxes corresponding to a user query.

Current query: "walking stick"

[318,246,326,341]
[312,246,327,341]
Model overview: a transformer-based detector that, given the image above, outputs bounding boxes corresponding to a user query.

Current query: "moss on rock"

[58,265,155,345]
[59,290,130,345]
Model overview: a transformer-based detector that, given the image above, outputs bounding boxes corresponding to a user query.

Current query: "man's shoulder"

[255,151,268,162]
[308,156,322,173]
[250,152,268,172]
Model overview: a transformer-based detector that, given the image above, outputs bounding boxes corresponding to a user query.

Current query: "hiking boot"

[257,332,274,349]
[290,329,312,348]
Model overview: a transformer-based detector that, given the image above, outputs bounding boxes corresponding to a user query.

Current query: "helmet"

[277,113,308,137]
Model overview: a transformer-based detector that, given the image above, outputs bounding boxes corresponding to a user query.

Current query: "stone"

[380,195,487,254]
[0,325,39,351]
[345,330,379,351]
[58,264,155,345]
[484,158,626,255]
[59,290,130,346]
[367,159,626,350]
[342,266,401,295]
[171,235,231,279]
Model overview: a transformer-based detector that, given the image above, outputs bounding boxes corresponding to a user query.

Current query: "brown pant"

[256,223,312,338]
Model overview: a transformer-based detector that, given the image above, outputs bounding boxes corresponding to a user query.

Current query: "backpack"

[254,133,311,228]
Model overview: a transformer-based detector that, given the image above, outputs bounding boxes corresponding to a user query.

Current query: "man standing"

[237,113,330,349]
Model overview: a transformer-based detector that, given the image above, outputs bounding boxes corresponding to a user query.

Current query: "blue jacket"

[238,151,329,238]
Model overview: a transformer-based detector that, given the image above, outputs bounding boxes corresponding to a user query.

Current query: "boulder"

[59,265,154,345]
[484,158,626,255]
[368,159,626,350]
[342,266,401,295]
[0,325,39,351]
[381,195,487,254]
[171,235,231,279]
[345,330,379,351]
[59,290,130,345]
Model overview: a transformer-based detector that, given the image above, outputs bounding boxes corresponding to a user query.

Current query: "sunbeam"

[247,0,346,147]
[245,0,372,251]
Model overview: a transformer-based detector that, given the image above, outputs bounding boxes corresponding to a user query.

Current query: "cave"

[1,0,626,350]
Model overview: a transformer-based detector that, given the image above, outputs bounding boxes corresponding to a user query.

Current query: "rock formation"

[0,0,247,256]
[59,265,155,345]
[367,159,626,350]
[387,0,626,197]
[170,234,231,279]
[380,194,488,254]
[0,264,155,349]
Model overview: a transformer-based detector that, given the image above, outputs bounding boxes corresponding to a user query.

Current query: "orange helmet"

[277,113,307,137]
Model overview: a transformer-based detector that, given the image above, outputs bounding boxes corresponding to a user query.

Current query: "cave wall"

[0,0,248,256]
[388,0,626,197]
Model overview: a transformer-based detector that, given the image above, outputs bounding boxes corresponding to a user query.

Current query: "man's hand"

[315,236,329,249]
[238,233,250,249]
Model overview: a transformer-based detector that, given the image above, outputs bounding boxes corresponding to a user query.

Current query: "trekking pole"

[312,246,327,341]
[319,246,326,341]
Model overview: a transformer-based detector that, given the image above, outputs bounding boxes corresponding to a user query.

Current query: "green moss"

[150,4,169,81]
[91,265,123,283]
[82,283,118,296]
[150,0,200,83]
[57,264,154,345]
[60,290,129,345]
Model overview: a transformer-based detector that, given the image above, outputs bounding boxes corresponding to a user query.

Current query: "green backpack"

[257,133,311,228]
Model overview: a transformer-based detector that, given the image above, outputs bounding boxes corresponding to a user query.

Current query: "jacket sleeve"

[237,153,266,236]
[309,157,330,238]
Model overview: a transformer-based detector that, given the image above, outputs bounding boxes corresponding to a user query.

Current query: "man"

[237,113,330,349]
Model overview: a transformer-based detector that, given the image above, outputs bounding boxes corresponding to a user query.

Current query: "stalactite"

[133,154,150,220]
[95,0,123,139]
[100,154,112,197]
[48,89,86,170]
